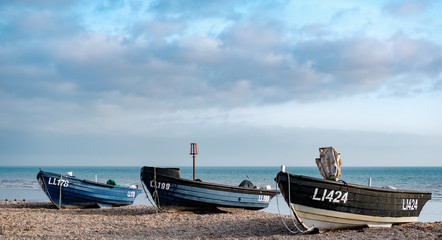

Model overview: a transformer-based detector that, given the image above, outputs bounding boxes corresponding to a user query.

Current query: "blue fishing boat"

[140,166,279,212]
[37,170,142,209]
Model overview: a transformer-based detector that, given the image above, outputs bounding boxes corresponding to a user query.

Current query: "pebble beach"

[0,201,441,240]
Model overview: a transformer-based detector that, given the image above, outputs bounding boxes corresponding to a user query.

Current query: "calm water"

[1,166,441,222]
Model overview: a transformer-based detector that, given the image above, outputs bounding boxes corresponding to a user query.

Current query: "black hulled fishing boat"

[140,143,279,212]
[275,147,432,231]
[141,166,278,212]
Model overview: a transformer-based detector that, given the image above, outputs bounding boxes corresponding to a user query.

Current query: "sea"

[0,166,441,222]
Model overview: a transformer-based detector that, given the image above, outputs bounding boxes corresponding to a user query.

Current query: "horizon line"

[1,165,441,168]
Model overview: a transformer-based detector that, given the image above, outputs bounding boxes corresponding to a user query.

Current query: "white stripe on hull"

[292,204,418,231]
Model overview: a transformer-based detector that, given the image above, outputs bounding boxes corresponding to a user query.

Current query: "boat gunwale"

[38,170,140,191]
[141,166,279,196]
[276,171,432,195]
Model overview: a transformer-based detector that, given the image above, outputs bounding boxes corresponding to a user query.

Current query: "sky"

[0,0,441,167]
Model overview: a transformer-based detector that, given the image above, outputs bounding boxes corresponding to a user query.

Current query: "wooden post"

[190,143,198,180]
[193,155,195,180]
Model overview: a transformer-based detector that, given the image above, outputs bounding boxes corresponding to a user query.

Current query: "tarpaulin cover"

[315,146,342,181]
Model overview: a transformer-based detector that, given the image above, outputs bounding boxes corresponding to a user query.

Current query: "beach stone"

[0,201,440,239]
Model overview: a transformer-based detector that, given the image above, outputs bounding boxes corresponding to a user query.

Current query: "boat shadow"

[71,205,158,216]
[0,202,157,216]
[0,201,57,209]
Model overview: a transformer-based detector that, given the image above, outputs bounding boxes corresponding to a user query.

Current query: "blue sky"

[1,0,441,166]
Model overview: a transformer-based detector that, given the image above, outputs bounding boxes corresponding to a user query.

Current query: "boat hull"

[37,170,142,209]
[275,171,431,231]
[140,166,279,212]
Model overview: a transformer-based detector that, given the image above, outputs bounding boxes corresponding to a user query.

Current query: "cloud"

[1,1,442,167]
[384,0,431,18]
[2,27,442,112]
[299,23,332,39]
[1,1,442,119]
[0,8,81,42]
[222,20,284,50]
[2,120,441,166]
[291,33,442,98]
[2,1,441,111]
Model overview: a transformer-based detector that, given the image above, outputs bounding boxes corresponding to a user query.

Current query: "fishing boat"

[37,170,142,209]
[275,147,432,232]
[140,166,279,212]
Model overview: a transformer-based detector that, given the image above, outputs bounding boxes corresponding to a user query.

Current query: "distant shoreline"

[1,201,440,239]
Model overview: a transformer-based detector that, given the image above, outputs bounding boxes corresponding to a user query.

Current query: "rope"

[153,167,160,207]
[286,172,312,233]
[276,172,314,234]
[275,180,301,234]
[145,167,166,213]
[141,180,160,213]
[338,179,350,193]
[59,174,62,209]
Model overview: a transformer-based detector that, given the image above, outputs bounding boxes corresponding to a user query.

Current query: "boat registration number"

[402,199,418,210]
[258,195,270,202]
[127,191,136,198]
[312,188,348,203]
[149,180,170,190]
[48,177,69,188]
